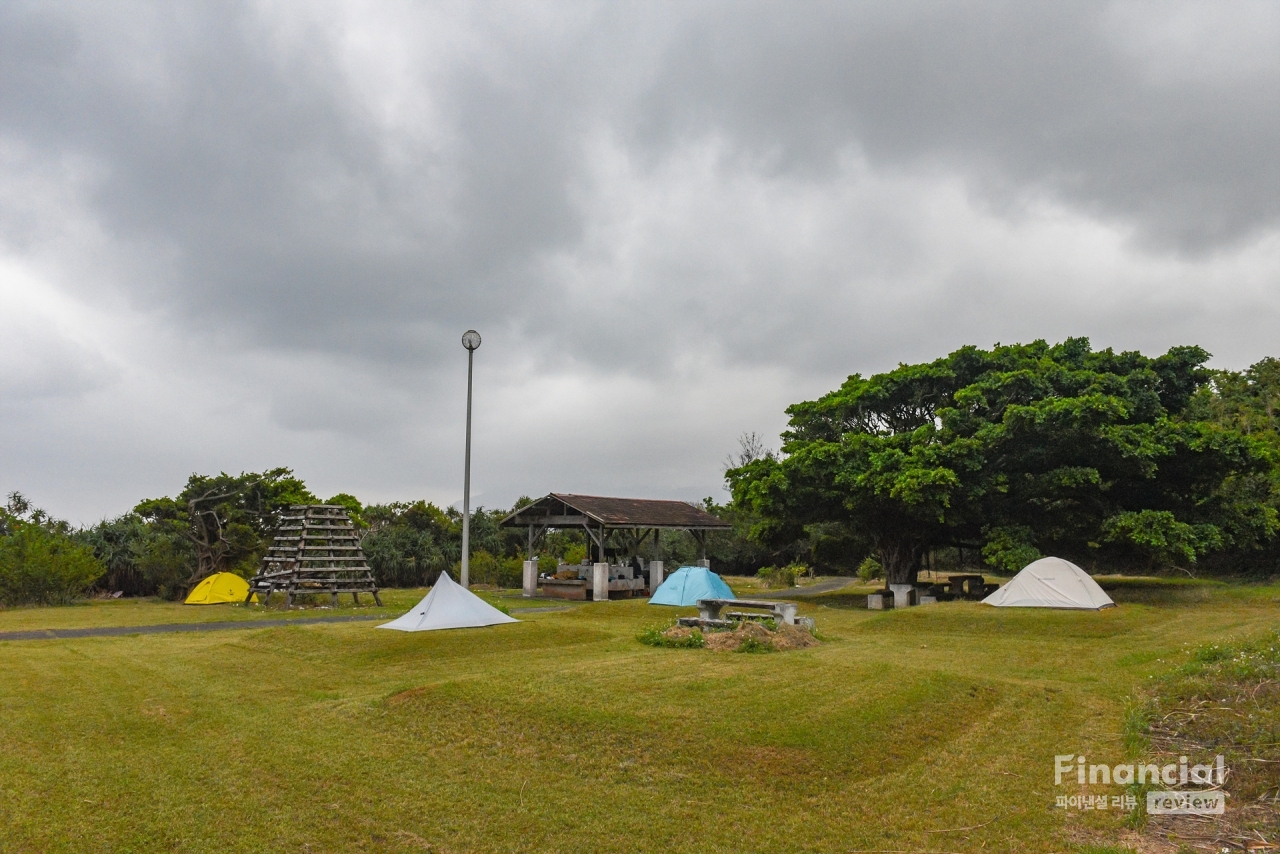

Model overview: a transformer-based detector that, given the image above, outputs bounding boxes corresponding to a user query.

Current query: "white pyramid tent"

[982,557,1115,610]
[378,571,519,632]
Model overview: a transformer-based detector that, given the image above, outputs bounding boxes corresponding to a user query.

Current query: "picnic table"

[944,574,987,598]
[696,598,798,625]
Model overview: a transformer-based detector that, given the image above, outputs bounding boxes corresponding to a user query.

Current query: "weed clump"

[756,564,807,589]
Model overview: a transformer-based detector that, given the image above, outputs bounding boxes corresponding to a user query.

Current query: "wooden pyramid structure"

[247,505,382,607]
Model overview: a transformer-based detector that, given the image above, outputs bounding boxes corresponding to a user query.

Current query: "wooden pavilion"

[500,493,732,600]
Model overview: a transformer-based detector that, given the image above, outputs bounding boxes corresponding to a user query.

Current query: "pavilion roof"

[500,493,732,530]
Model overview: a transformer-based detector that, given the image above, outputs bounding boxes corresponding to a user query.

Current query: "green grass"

[0,587,551,632]
[0,580,1276,852]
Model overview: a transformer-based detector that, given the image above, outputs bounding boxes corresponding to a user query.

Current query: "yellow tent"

[184,572,258,605]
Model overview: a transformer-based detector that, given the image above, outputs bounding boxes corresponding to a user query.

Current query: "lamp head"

[461,330,481,351]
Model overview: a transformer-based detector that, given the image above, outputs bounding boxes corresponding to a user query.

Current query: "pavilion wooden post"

[648,527,663,591]
[694,530,709,567]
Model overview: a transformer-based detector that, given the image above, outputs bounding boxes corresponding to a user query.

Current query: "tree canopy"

[728,339,1279,584]
[133,468,316,589]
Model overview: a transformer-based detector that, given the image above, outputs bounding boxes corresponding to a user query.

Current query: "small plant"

[1120,780,1155,831]
[1120,701,1149,756]
[736,636,773,654]
[856,556,882,582]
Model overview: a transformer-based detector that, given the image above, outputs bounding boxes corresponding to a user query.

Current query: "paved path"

[0,614,385,642]
[0,605,573,642]
[754,577,857,598]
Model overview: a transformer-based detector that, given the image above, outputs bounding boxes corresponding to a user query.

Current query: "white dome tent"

[378,571,519,632]
[982,557,1115,610]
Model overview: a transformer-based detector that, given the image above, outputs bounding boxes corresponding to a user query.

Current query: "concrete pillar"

[889,583,915,609]
[592,562,609,602]
[696,559,711,568]
[648,560,664,592]
[522,560,538,598]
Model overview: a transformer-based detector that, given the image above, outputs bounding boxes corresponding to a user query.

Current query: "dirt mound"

[663,620,819,652]
[771,623,821,651]
[703,620,773,651]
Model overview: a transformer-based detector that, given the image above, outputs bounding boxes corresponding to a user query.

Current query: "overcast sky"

[3,1,1280,524]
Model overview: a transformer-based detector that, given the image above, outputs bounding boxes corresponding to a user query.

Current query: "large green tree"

[134,468,315,591]
[729,339,1277,585]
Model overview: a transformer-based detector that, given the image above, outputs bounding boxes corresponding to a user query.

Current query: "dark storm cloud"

[27,10,606,398]
[2,1,1280,520]
[6,2,1278,338]
[631,2,1280,252]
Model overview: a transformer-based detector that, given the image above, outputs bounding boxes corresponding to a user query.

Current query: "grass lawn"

[0,588,549,633]
[0,578,1276,852]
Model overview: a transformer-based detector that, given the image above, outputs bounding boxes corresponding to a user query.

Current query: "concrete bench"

[725,611,780,622]
[676,616,733,630]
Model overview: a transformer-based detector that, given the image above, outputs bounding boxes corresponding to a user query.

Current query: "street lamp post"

[460,329,481,588]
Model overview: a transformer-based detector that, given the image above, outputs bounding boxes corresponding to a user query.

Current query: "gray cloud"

[2,0,1280,522]
[632,2,1280,251]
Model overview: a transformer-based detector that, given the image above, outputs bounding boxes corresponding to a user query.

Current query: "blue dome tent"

[648,566,735,607]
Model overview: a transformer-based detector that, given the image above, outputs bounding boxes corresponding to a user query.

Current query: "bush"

[136,534,196,601]
[856,556,883,582]
[756,564,802,588]
[0,523,105,605]
[365,527,442,587]
[459,550,522,588]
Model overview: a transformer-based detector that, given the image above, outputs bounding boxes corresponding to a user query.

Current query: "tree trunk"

[877,538,923,586]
